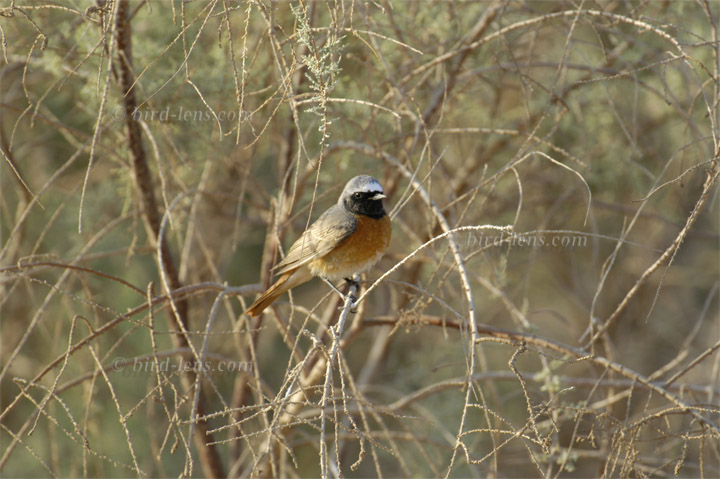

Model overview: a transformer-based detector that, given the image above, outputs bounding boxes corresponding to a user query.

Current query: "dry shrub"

[1,1,718,477]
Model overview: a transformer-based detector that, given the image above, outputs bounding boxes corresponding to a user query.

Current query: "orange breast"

[309,214,391,280]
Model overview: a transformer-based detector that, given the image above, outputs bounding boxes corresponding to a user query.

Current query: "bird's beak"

[371,193,386,200]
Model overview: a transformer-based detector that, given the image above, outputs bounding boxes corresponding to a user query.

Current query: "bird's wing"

[273,205,357,276]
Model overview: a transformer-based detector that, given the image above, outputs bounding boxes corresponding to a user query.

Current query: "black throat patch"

[344,192,386,219]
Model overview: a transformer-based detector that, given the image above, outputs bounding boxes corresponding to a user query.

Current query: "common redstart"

[246,175,392,317]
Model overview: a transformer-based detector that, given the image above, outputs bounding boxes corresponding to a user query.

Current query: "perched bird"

[246,175,392,317]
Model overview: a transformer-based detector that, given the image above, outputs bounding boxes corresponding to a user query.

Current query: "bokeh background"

[1,1,719,477]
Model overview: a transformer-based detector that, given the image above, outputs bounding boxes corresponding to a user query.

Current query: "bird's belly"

[309,214,391,280]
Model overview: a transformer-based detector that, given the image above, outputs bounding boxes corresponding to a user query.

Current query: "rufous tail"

[246,267,311,316]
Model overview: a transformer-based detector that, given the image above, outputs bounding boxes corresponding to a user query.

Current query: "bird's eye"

[353,192,362,199]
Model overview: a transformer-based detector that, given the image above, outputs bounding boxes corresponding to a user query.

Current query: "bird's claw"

[343,277,360,313]
[337,292,358,313]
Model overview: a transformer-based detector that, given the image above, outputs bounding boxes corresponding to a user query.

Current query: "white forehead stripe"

[343,175,384,196]
[357,178,383,193]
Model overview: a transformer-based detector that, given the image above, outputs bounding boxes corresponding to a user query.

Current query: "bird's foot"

[344,278,359,313]
[344,277,360,290]
[324,277,360,313]
[347,293,358,313]
[338,298,357,314]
